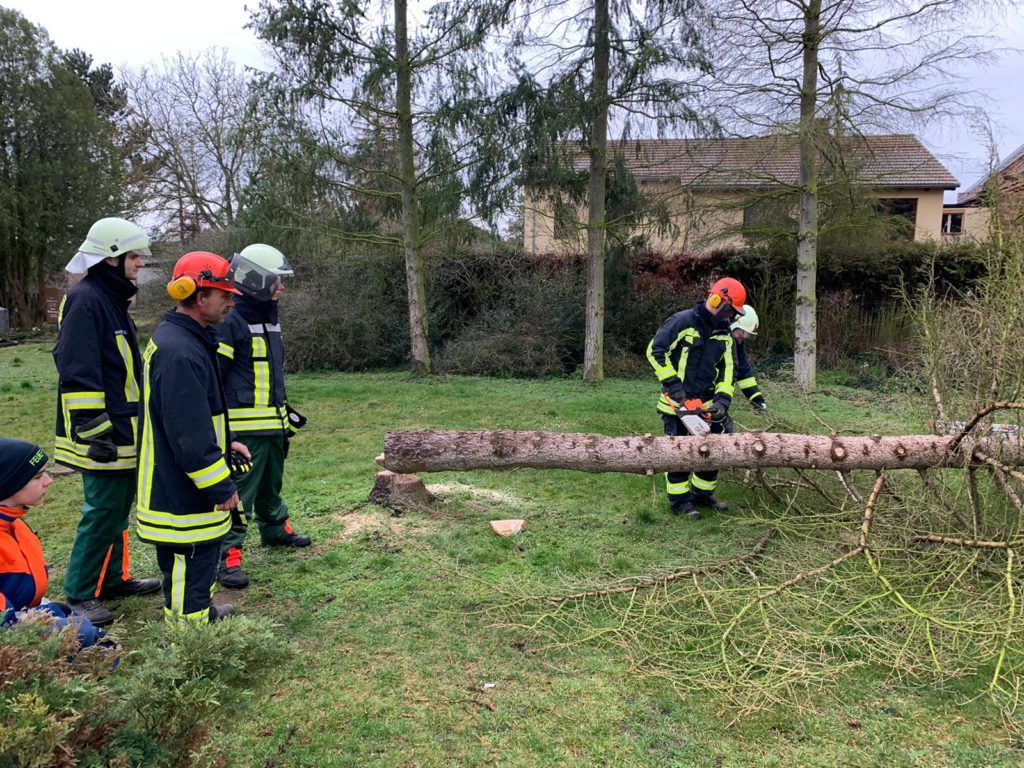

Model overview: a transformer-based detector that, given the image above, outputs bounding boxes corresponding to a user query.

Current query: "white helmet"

[66,217,151,273]
[730,304,759,336]
[229,244,294,301]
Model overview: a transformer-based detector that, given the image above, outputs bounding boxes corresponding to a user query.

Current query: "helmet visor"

[229,254,284,301]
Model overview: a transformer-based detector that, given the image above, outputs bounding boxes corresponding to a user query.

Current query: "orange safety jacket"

[0,506,48,624]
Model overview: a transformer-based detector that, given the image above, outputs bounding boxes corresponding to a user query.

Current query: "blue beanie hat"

[0,438,49,502]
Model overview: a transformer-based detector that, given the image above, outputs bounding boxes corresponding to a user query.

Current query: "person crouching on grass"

[1,438,106,648]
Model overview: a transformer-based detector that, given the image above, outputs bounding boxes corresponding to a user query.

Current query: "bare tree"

[696,0,998,392]
[124,49,265,240]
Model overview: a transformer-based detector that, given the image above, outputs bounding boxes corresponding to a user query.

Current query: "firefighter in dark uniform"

[136,251,250,624]
[53,218,161,626]
[646,277,747,520]
[215,244,310,589]
[730,305,767,412]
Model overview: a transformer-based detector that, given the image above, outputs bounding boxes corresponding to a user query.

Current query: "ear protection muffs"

[166,269,214,300]
[708,292,723,309]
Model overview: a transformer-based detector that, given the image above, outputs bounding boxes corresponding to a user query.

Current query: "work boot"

[264,520,311,548]
[210,603,234,622]
[217,566,249,589]
[66,599,114,627]
[693,492,729,512]
[671,500,703,520]
[99,577,162,600]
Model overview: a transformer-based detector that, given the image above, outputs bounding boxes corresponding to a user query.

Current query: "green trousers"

[64,472,135,601]
[220,435,290,565]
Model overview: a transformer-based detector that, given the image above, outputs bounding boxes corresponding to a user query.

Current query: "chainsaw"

[674,398,714,436]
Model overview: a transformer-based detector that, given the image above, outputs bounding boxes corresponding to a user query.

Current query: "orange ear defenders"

[166,269,214,300]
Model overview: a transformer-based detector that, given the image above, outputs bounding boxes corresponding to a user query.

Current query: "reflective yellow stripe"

[77,415,111,439]
[54,436,136,471]
[666,476,691,494]
[715,335,734,395]
[646,340,676,380]
[228,407,282,419]
[218,342,235,359]
[164,606,211,625]
[691,475,716,491]
[57,295,67,327]
[62,391,106,407]
[737,377,757,388]
[171,554,185,617]
[186,458,230,489]
[115,334,140,403]
[138,512,231,546]
[232,419,289,432]
[214,414,227,452]
[138,341,158,511]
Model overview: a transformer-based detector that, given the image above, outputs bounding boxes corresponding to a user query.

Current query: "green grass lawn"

[1,342,1020,767]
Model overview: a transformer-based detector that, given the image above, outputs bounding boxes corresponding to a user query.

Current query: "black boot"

[693,492,729,512]
[264,522,311,548]
[671,500,704,520]
[99,577,162,600]
[210,603,234,621]
[217,566,249,589]
[67,599,114,626]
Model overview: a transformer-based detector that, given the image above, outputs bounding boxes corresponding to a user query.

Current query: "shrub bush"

[0,616,290,767]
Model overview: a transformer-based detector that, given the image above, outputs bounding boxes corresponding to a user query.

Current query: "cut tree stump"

[379,429,1024,475]
[369,470,434,512]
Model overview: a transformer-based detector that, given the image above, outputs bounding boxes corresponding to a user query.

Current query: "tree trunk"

[582,0,609,385]
[794,0,821,393]
[395,0,431,375]
[380,429,1024,475]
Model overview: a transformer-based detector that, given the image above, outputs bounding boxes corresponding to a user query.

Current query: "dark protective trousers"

[156,541,221,624]
[64,473,135,601]
[220,435,290,567]
[661,413,733,513]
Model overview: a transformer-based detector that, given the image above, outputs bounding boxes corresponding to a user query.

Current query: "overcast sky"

[6,0,1023,200]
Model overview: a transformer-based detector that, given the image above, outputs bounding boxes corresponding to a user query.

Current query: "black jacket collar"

[163,309,219,348]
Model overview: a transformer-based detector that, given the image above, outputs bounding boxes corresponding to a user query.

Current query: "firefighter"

[53,218,161,626]
[646,277,747,520]
[214,244,310,589]
[730,305,767,412]
[136,252,250,624]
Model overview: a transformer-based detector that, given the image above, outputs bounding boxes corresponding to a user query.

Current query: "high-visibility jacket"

[733,341,765,406]
[0,506,47,626]
[215,296,291,437]
[646,302,735,415]
[136,311,235,546]
[52,269,142,473]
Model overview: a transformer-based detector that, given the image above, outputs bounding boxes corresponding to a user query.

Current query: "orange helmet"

[708,277,746,315]
[166,251,241,300]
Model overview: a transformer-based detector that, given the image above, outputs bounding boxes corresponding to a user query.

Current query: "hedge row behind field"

[273,239,982,378]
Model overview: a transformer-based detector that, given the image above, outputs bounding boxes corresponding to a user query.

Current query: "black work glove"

[666,383,687,404]
[752,397,767,412]
[706,400,729,424]
[283,437,291,460]
[285,404,307,436]
[228,450,252,476]
[86,436,118,463]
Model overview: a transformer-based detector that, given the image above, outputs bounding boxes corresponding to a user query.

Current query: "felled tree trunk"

[380,430,1024,475]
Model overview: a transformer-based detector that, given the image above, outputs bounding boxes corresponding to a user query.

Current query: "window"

[942,212,963,235]
[876,197,917,240]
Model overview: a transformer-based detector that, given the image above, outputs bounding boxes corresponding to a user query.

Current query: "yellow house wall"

[523,185,952,254]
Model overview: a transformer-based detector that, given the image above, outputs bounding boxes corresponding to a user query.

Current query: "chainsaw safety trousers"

[218,435,291,562]
[661,414,731,511]
[64,474,135,601]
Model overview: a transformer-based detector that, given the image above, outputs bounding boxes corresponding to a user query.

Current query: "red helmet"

[708,277,746,315]
[167,251,241,300]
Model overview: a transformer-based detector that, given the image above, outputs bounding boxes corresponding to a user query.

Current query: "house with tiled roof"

[935,143,1023,240]
[523,134,961,254]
